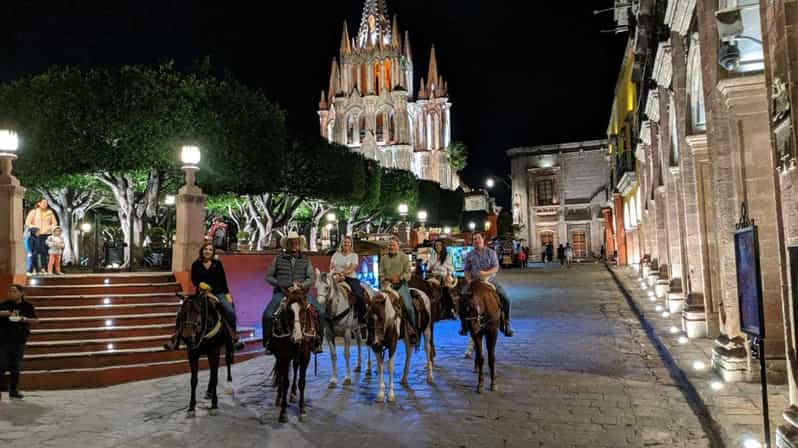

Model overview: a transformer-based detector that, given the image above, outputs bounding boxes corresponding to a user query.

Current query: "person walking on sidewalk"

[0,284,37,400]
[557,244,566,267]
[565,242,573,267]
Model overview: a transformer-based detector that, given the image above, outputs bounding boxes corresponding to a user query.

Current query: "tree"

[438,187,464,227]
[446,141,468,173]
[342,159,382,235]
[417,180,441,225]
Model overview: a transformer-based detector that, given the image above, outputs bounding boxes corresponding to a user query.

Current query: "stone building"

[606,0,798,444]
[317,0,459,190]
[508,140,609,261]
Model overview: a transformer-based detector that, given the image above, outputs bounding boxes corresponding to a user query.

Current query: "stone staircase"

[20,272,262,390]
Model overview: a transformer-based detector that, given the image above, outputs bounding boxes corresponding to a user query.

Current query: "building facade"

[508,140,609,261]
[606,1,798,444]
[317,0,459,190]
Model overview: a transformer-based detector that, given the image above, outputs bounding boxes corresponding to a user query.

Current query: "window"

[388,112,396,143]
[384,58,392,91]
[687,38,707,132]
[540,231,554,246]
[373,62,381,95]
[669,97,679,165]
[346,114,355,145]
[536,180,554,206]
[571,231,586,258]
[359,115,367,142]
[376,112,385,143]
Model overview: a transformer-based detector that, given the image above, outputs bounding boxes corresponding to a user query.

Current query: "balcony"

[614,150,637,195]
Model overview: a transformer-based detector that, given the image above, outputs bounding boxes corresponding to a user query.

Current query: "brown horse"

[173,290,234,417]
[268,287,318,423]
[461,279,500,393]
[409,271,457,366]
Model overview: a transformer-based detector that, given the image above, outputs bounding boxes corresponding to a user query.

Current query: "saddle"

[273,299,320,342]
[336,281,356,306]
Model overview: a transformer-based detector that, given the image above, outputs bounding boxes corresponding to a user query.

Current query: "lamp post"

[173,145,207,292]
[0,129,26,289]
[326,212,337,248]
[468,222,476,231]
[397,203,410,244]
[485,175,511,189]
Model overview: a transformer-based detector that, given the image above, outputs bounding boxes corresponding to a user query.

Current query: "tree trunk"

[306,200,332,252]
[38,186,104,266]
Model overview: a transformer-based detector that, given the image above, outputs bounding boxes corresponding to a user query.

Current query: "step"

[27,272,176,287]
[25,327,258,355]
[25,282,182,297]
[26,293,182,308]
[20,343,263,390]
[29,323,175,342]
[35,313,176,330]
[36,302,181,318]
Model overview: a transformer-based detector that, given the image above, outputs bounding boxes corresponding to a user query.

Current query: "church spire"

[339,21,351,56]
[427,45,439,90]
[391,14,400,50]
[328,58,340,98]
[404,30,412,61]
[357,0,390,49]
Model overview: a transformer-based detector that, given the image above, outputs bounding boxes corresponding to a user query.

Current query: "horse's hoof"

[387,393,396,403]
[364,370,372,377]
[186,410,196,419]
[477,385,484,394]
[299,412,308,423]
[279,413,289,423]
[376,393,384,403]
[464,353,471,359]
[426,376,434,384]
[328,380,337,389]
[204,392,213,400]
[354,365,361,373]
[490,383,498,392]
[400,378,409,386]
[343,378,352,386]
[224,386,234,395]
[208,408,219,416]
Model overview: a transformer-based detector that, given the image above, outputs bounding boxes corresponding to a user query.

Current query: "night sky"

[1,1,626,205]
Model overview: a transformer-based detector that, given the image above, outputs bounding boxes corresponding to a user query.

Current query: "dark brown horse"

[173,290,233,417]
[460,279,500,393]
[268,287,318,423]
[409,271,458,366]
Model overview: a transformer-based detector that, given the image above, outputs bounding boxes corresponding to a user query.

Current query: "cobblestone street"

[0,264,714,447]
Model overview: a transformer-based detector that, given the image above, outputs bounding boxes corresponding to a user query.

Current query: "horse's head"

[314,268,331,305]
[281,285,309,344]
[176,292,206,347]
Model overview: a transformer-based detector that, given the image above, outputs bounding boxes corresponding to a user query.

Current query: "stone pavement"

[0,264,713,447]
[610,264,789,447]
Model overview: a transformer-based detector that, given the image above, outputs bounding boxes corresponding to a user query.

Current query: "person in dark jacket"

[0,284,37,400]
[546,242,554,263]
[164,242,244,351]
[557,244,566,267]
[26,227,44,274]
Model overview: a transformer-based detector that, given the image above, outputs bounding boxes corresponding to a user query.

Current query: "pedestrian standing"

[557,244,565,267]
[46,226,65,275]
[600,245,606,261]
[565,243,573,267]
[25,199,57,274]
[0,284,37,400]
[546,242,554,263]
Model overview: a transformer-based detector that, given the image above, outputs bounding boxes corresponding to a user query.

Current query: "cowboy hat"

[279,231,307,250]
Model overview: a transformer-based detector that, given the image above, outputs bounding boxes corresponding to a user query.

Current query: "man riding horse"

[460,233,514,337]
[378,237,418,345]
[262,232,324,354]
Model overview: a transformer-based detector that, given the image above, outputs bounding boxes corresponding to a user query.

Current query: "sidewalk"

[608,264,789,447]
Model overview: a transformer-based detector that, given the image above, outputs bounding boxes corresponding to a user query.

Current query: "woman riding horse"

[329,235,367,329]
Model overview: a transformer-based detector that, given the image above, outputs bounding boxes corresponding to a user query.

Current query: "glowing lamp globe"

[418,210,428,222]
[468,222,476,231]
[0,130,19,153]
[181,145,201,166]
[326,212,337,222]
[164,194,176,206]
[443,227,452,234]
[398,203,409,216]
[80,222,92,233]
[485,178,495,188]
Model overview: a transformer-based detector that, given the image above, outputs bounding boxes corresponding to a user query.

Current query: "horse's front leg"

[424,325,434,384]
[208,345,220,414]
[224,350,234,396]
[343,330,352,386]
[327,330,338,388]
[290,357,299,403]
[354,322,363,373]
[188,351,199,417]
[400,335,411,386]
[375,350,385,403]
[279,362,290,423]
[488,330,498,392]
[298,353,309,422]
[366,346,373,377]
[474,335,485,394]
[387,348,397,403]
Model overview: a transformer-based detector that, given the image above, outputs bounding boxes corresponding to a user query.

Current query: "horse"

[314,269,372,388]
[367,284,433,403]
[460,279,501,393]
[173,290,234,417]
[409,270,459,366]
[268,286,318,423]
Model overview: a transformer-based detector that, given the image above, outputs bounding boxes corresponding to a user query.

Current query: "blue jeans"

[393,282,416,330]
[217,295,237,331]
[262,292,324,340]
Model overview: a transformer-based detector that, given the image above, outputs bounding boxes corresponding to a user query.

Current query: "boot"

[503,314,514,337]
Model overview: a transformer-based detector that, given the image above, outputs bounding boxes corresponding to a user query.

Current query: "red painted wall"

[217,253,332,328]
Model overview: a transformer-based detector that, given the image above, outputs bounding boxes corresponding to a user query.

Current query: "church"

[317,0,459,190]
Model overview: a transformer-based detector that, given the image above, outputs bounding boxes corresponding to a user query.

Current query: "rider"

[379,237,418,345]
[164,242,245,351]
[262,232,324,354]
[330,235,367,325]
[460,233,514,337]
[428,239,456,319]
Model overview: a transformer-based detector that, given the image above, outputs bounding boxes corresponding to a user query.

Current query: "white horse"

[314,269,371,388]
[370,285,434,403]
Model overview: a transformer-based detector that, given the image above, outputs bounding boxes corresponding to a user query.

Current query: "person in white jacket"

[45,227,65,275]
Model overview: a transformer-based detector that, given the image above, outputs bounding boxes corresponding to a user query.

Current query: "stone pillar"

[613,193,627,265]
[172,170,207,294]
[0,155,26,294]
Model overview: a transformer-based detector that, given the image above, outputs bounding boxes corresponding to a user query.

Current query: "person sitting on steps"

[262,232,324,355]
[379,237,418,345]
[459,232,514,337]
[330,235,367,335]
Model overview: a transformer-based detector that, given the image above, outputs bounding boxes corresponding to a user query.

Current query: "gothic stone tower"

[318,0,459,190]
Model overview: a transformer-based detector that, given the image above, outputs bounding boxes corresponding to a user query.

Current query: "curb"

[604,263,727,447]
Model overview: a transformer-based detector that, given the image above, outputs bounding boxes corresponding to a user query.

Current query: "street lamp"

[398,203,409,217]
[468,222,476,231]
[443,226,452,235]
[180,145,201,186]
[485,178,495,188]
[80,222,92,233]
[326,212,337,222]
[484,175,510,189]
[484,220,491,231]
[0,129,20,179]
[164,194,176,206]
[417,210,428,224]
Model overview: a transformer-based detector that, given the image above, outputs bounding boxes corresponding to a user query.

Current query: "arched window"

[431,113,441,149]
[375,112,385,143]
[346,114,355,145]
[389,111,396,143]
[669,97,679,165]
[687,37,706,132]
[426,113,433,150]
[624,201,632,230]
[360,65,368,95]
[384,58,392,91]
[359,114,367,142]
[373,62,381,95]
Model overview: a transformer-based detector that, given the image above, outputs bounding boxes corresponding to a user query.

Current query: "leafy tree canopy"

[445,141,468,173]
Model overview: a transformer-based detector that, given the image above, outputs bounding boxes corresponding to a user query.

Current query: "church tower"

[318,0,458,190]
